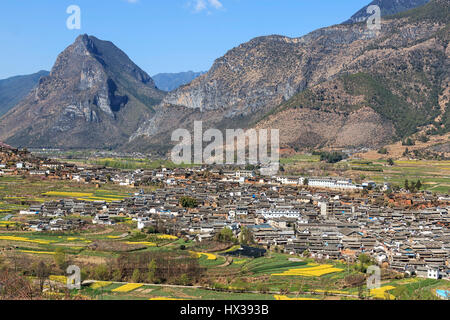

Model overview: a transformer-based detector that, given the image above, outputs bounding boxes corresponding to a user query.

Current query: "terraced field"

[280,156,450,193]
[0,176,134,216]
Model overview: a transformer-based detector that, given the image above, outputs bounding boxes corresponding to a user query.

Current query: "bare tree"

[36,261,50,293]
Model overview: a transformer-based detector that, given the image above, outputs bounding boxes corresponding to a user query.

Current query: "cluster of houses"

[15,165,450,281]
[0,144,77,179]
[2,145,449,280]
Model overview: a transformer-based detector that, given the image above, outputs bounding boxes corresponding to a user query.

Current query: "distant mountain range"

[0,71,205,118]
[0,70,49,117]
[152,71,206,92]
[0,0,447,152]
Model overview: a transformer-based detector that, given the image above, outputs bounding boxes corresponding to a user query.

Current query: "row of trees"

[404,179,422,192]
[0,250,78,299]
[214,227,255,246]
[313,151,347,164]
[86,251,204,286]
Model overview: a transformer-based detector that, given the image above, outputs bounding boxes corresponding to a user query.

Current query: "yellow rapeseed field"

[0,235,53,244]
[43,191,93,197]
[149,297,186,300]
[274,295,319,300]
[314,289,348,294]
[222,245,241,253]
[189,251,217,260]
[370,286,396,300]
[19,250,55,255]
[272,264,343,277]
[157,234,178,240]
[91,281,112,289]
[0,221,16,225]
[49,275,67,284]
[125,241,157,246]
[112,283,143,292]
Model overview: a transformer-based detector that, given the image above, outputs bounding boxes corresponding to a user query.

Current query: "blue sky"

[0,0,370,79]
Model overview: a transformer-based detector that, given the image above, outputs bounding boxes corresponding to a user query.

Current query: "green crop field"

[280,156,450,193]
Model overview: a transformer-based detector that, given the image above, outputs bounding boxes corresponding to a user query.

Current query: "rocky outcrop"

[0,35,165,149]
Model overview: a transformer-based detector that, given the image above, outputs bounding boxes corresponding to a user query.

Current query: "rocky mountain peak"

[0,35,165,149]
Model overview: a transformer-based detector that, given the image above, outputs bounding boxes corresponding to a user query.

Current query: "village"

[1,143,449,283]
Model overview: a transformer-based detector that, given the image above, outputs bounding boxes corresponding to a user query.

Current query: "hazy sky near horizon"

[0,0,370,79]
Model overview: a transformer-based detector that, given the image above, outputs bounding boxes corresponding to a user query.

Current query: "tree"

[239,227,254,246]
[35,261,50,293]
[415,180,422,191]
[280,284,290,295]
[358,253,371,265]
[256,283,268,294]
[314,151,346,163]
[94,264,109,281]
[403,148,409,156]
[131,269,141,283]
[0,269,37,300]
[54,248,66,270]
[178,274,191,286]
[214,227,235,243]
[147,259,157,283]
[344,274,365,287]
[402,138,415,146]
[417,135,429,143]
[387,158,395,166]
[112,269,123,282]
[378,148,388,155]
[404,179,409,191]
[179,196,198,208]
[303,178,309,186]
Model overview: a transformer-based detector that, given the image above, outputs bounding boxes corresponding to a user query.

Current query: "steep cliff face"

[131,0,448,151]
[0,34,165,149]
[161,26,380,118]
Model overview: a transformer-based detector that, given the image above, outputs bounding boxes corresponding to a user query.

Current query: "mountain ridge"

[152,71,206,92]
[130,0,448,152]
[0,70,49,117]
[344,0,430,24]
[0,0,447,153]
[0,34,165,149]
